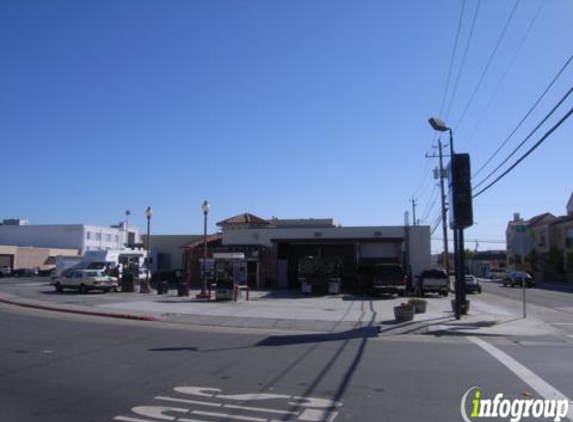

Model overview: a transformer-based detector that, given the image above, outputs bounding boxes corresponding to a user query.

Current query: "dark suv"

[358,263,407,296]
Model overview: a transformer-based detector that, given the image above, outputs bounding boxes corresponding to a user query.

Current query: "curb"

[0,297,161,322]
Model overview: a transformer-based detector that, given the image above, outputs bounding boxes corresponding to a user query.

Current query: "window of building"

[86,232,92,240]
[105,234,111,242]
[566,228,573,248]
[95,232,102,241]
[539,231,547,247]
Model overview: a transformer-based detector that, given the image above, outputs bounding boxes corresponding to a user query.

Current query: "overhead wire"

[410,0,466,206]
[473,84,573,190]
[473,52,573,178]
[454,0,522,133]
[445,0,483,121]
[462,0,546,149]
[421,183,439,223]
[473,105,573,199]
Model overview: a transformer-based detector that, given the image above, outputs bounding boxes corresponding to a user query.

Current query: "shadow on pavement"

[255,325,380,347]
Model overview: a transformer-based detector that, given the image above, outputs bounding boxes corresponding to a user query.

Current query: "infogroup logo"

[461,387,570,422]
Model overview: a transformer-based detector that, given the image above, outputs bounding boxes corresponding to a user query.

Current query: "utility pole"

[411,198,417,226]
[437,140,450,277]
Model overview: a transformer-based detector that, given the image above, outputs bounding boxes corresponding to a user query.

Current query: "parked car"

[503,271,534,288]
[51,269,118,293]
[465,275,482,294]
[416,269,449,297]
[359,263,407,296]
[486,269,507,280]
[12,267,39,277]
[0,266,12,277]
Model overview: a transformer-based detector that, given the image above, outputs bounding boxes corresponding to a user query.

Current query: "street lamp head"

[125,210,131,216]
[202,200,210,215]
[428,117,450,132]
[145,206,153,219]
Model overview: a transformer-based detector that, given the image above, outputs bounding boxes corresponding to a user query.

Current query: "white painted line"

[176,419,211,422]
[467,336,573,420]
[224,403,298,416]
[298,409,339,422]
[190,410,267,422]
[114,417,159,422]
[155,396,221,408]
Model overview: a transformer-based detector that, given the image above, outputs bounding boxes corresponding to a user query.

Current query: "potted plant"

[394,302,415,322]
[408,298,427,314]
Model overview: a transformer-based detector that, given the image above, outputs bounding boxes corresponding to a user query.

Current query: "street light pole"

[197,200,210,299]
[429,117,467,320]
[142,206,152,293]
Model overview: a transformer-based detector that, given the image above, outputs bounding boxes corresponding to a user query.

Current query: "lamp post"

[428,116,466,320]
[141,206,152,293]
[197,200,210,299]
[124,210,131,247]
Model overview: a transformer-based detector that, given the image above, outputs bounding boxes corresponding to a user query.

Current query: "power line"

[474,84,573,190]
[439,0,467,118]
[445,0,482,121]
[421,183,439,222]
[454,0,521,132]
[462,0,546,149]
[473,52,573,178]
[473,106,573,199]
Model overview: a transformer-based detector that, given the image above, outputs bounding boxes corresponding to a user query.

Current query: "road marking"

[224,404,298,415]
[190,410,266,422]
[116,386,341,422]
[155,396,221,408]
[467,336,573,420]
[114,417,161,422]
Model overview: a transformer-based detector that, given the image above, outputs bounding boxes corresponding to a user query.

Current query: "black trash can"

[121,274,135,292]
[157,281,169,295]
[177,283,189,297]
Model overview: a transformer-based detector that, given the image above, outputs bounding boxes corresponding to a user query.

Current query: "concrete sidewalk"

[0,280,557,336]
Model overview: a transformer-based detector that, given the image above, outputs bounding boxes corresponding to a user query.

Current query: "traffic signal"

[448,153,473,229]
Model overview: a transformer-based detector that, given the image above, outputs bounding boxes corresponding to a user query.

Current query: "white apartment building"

[0,221,141,255]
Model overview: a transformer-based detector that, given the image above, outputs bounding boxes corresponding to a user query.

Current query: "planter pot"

[328,280,340,294]
[451,299,471,315]
[394,306,414,322]
[409,300,427,314]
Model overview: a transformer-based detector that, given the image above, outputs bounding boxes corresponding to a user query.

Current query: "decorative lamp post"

[197,200,210,299]
[141,206,152,293]
[124,210,131,247]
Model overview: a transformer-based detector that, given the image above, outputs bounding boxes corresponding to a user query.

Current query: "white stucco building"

[0,221,141,255]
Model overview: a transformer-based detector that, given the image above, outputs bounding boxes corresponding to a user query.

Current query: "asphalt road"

[2,303,573,422]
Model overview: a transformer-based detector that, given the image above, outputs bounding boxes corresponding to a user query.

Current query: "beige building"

[0,245,79,271]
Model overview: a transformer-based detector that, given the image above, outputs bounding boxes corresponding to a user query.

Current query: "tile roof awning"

[216,213,271,227]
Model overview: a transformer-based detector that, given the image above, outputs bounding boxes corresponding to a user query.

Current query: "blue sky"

[1,0,572,252]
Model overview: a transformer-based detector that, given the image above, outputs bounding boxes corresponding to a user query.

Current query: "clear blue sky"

[1,0,572,252]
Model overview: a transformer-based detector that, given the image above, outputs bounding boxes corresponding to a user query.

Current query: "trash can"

[177,283,189,297]
[121,274,135,292]
[157,281,169,295]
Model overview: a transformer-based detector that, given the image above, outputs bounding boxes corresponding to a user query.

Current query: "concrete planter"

[301,282,312,294]
[394,305,414,322]
[408,299,427,314]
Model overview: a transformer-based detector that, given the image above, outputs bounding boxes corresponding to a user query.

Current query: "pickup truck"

[415,269,449,297]
[359,263,407,297]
